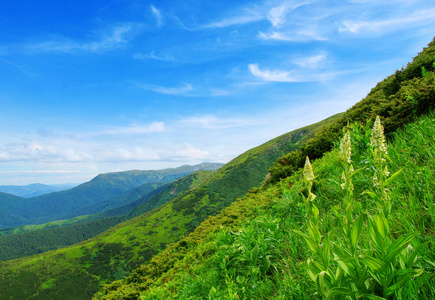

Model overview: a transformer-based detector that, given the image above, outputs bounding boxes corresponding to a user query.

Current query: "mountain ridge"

[0,162,223,228]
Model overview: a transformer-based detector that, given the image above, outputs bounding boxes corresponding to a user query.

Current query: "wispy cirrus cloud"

[150,5,163,27]
[138,83,193,95]
[292,52,328,68]
[133,51,175,61]
[339,7,435,35]
[20,24,142,54]
[248,63,302,82]
[202,3,265,28]
[266,1,311,28]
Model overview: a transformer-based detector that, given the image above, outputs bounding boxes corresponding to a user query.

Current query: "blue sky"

[0,0,434,185]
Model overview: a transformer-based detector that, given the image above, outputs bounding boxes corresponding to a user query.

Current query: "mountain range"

[0,183,78,198]
[0,163,222,229]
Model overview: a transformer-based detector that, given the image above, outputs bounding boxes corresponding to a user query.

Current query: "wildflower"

[372,172,380,187]
[308,192,317,202]
[371,116,387,156]
[303,156,315,181]
[340,131,352,163]
[383,166,390,178]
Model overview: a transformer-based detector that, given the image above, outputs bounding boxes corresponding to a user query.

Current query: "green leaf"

[383,271,413,297]
[294,230,318,253]
[350,216,363,254]
[316,271,327,297]
[307,220,321,243]
[363,190,377,200]
[250,244,259,263]
[312,204,319,224]
[384,232,418,264]
[323,235,331,268]
[361,294,387,300]
[360,255,386,272]
[327,287,354,297]
[307,258,323,282]
[384,169,403,187]
[260,255,271,275]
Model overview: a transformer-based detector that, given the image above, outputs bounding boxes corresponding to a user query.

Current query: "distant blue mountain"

[0,183,78,198]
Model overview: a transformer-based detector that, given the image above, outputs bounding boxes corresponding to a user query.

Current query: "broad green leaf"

[383,271,413,297]
[351,216,363,254]
[323,235,331,268]
[250,244,259,263]
[374,214,389,238]
[361,294,387,300]
[307,258,323,282]
[316,271,327,297]
[360,255,386,272]
[363,190,377,200]
[260,255,271,275]
[327,287,354,297]
[384,232,418,264]
[295,229,319,253]
[383,169,403,187]
[308,220,321,243]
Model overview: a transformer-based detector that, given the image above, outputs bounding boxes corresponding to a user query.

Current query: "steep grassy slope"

[268,37,435,184]
[0,163,220,228]
[104,110,435,300]
[0,116,336,300]
[94,37,435,300]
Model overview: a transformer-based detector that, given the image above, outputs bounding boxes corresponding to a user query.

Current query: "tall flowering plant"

[295,117,422,299]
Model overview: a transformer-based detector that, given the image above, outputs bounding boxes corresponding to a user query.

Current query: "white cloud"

[339,7,435,34]
[248,63,302,82]
[0,170,82,174]
[23,24,141,54]
[292,52,328,68]
[168,144,210,161]
[151,5,163,27]
[101,122,165,135]
[203,4,265,28]
[138,83,193,95]
[133,51,175,61]
[267,1,310,28]
[181,115,252,129]
[259,29,327,41]
[97,147,161,162]
[0,142,91,163]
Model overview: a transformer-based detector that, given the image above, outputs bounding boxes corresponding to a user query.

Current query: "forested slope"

[0,163,220,228]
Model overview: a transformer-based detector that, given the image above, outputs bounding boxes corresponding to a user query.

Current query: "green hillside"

[94,38,435,299]
[0,163,221,228]
[0,172,213,261]
[102,104,435,300]
[0,114,336,299]
[0,192,27,227]
[0,170,215,299]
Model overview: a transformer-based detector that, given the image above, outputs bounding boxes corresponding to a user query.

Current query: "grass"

[114,112,435,300]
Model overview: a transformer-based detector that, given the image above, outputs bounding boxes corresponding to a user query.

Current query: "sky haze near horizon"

[1,0,435,185]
